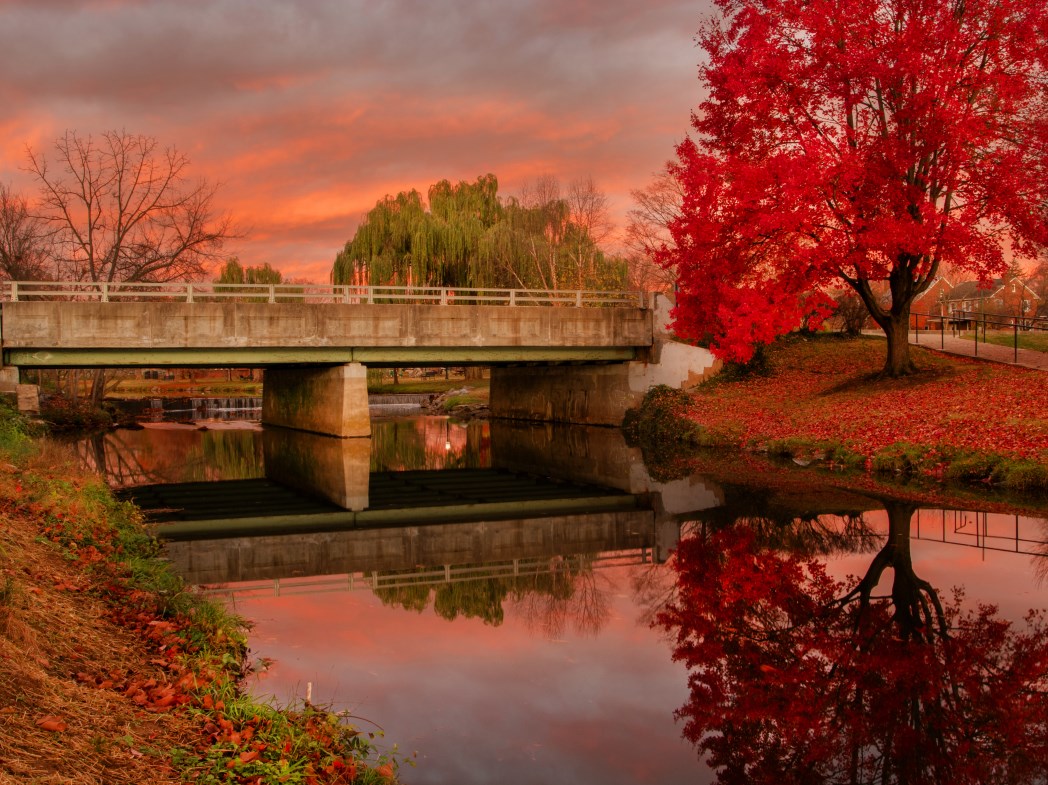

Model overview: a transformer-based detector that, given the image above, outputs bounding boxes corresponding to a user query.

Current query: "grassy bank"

[0,404,404,784]
[626,335,1048,494]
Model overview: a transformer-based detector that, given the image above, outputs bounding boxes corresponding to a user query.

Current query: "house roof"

[942,276,1042,302]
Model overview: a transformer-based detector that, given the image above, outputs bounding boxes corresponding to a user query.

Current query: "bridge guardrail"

[0,281,649,308]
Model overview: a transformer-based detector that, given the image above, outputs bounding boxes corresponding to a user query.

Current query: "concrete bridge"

[0,281,718,434]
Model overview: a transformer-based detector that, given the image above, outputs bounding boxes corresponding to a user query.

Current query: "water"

[79,407,1048,784]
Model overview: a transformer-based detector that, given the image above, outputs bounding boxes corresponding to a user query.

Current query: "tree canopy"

[333,173,629,292]
[659,0,1048,375]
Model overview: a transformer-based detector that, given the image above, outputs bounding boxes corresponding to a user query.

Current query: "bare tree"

[0,183,53,280]
[517,174,568,292]
[625,167,682,293]
[565,176,613,290]
[26,130,236,283]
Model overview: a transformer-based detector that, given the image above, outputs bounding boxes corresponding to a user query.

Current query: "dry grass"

[0,456,195,785]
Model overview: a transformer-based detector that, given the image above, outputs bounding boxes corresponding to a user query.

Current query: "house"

[910,276,955,329]
[941,276,1043,327]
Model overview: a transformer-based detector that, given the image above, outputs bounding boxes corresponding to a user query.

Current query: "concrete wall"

[261,363,370,437]
[0,301,651,351]
[489,294,719,426]
[489,337,719,426]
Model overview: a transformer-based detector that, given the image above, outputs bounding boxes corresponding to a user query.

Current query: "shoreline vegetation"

[0,402,406,784]
[625,334,1048,498]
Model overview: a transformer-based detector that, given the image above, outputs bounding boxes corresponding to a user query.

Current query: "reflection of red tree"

[658,506,1048,784]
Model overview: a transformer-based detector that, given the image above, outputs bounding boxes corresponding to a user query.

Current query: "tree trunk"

[881,309,916,377]
[88,368,106,408]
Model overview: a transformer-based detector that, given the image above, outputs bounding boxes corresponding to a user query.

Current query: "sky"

[0,0,712,283]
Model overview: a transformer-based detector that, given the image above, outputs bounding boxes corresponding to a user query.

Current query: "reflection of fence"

[912,508,1047,558]
[1,280,647,308]
[910,310,1048,364]
[199,549,651,599]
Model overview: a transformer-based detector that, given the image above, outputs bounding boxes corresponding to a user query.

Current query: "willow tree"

[333,173,628,292]
[334,175,504,288]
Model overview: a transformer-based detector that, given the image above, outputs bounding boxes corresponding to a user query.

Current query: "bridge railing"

[0,280,649,308]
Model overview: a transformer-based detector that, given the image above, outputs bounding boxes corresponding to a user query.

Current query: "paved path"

[907,330,1048,371]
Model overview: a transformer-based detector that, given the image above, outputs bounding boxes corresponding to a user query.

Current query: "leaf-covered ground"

[682,335,1048,475]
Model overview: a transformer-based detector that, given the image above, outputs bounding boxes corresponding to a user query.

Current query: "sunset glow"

[0,0,709,283]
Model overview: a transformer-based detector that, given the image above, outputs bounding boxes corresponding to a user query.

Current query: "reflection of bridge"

[0,282,718,432]
[120,422,725,585]
[128,468,672,584]
[912,508,1047,558]
[199,551,651,599]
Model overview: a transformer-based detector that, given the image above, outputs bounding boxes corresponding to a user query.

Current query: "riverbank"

[0,405,404,784]
[627,334,1048,494]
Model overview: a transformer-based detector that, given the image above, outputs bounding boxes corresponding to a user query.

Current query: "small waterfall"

[368,394,434,405]
[368,393,433,415]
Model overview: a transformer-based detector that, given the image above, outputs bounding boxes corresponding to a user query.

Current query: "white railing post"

[575,290,583,307]
[268,284,276,304]
[367,286,374,305]
[440,288,448,306]
[510,289,517,306]
[10,281,17,302]
[101,281,109,302]
[186,283,194,304]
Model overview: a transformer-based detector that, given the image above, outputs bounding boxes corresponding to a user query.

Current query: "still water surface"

[78,412,1048,784]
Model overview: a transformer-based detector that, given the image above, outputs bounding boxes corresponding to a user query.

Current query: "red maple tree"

[657,504,1048,784]
[659,0,1048,375]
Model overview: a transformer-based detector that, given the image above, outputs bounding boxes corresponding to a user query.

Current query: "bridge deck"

[1,299,653,367]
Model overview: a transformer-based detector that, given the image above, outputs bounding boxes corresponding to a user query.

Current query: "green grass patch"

[957,330,1048,352]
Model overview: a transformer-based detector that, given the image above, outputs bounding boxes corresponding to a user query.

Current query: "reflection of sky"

[234,565,706,785]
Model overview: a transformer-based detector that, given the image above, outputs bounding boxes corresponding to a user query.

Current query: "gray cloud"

[1,0,712,278]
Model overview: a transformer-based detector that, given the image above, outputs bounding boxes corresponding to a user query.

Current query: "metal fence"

[0,280,649,308]
[910,309,1048,364]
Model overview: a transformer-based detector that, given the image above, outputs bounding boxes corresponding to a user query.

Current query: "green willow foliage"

[215,257,283,285]
[333,174,628,291]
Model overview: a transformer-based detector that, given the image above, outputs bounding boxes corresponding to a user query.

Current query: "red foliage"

[658,513,1048,784]
[683,338,1048,465]
[660,0,1048,369]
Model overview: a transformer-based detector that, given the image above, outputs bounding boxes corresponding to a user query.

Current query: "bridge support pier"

[489,328,720,426]
[261,363,371,438]
[0,367,39,414]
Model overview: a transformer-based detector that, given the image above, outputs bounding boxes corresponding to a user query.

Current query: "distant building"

[911,275,1042,328]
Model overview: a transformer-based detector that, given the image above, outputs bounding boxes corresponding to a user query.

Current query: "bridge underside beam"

[3,346,636,368]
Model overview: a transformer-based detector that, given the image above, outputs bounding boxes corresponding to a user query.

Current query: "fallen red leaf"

[35,716,68,733]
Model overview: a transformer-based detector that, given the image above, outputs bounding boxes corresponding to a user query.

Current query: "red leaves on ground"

[35,715,68,732]
[684,339,1048,466]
